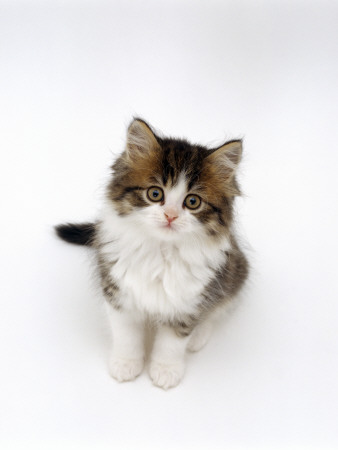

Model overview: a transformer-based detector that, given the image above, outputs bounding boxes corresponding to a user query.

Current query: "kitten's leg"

[106,302,145,382]
[187,300,237,352]
[187,317,214,352]
[149,325,189,390]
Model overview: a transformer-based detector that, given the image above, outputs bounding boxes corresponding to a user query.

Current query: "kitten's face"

[134,173,207,240]
[108,119,242,240]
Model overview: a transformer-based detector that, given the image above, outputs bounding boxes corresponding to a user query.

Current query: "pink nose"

[164,208,178,223]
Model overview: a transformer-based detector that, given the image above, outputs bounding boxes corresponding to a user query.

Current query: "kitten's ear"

[206,140,242,176]
[126,118,159,159]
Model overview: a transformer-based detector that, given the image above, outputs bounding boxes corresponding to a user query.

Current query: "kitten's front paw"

[149,361,185,390]
[187,325,212,352]
[109,357,144,382]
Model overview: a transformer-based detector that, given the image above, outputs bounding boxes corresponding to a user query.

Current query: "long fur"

[55,118,249,389]
[55,222,96,246]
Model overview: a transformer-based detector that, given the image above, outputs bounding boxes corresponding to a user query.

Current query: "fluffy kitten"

[56,118,249,389]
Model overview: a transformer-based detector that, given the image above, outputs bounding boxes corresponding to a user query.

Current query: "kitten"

[56,118,249,389]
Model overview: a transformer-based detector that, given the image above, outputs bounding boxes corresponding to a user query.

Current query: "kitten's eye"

[184,194,201,210]
[147,186,164,202]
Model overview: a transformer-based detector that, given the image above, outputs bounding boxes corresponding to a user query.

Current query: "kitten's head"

[108,119,242,241]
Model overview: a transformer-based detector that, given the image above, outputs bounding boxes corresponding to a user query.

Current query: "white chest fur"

[99,205,229,320]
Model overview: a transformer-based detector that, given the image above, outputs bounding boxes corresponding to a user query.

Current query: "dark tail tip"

[55,222,96,246]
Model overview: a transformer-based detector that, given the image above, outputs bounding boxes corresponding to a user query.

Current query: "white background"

[1,1,338,449]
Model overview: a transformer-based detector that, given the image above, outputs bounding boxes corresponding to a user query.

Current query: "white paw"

[187,326,212,352]
[149,361,185,390]
[109,357,144,382]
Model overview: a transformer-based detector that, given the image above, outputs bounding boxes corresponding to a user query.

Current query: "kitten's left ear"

[206,140,242,176]
[126,118,159,159]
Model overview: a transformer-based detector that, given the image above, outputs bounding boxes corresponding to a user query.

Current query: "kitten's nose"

[164,207,179,223]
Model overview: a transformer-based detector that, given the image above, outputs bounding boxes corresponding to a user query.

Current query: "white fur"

[100,175,231,388]
[99,204,229,321]
[187,317,215,352]
[106,303,145,382]
[149,325,189,389]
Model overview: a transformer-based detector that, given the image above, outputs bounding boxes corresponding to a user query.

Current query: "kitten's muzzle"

[164,205,178,225]
[164,213,178,224]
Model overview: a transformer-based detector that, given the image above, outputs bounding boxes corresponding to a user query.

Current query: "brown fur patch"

[108,120,241,239]
[201,238,249,310]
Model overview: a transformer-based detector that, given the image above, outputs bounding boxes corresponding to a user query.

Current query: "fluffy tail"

[55,222,96,246]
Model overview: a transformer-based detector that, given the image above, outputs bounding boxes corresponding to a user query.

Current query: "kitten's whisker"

[98,239,116,247]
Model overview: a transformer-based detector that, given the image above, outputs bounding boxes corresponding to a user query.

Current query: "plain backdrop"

[1,1,338,449]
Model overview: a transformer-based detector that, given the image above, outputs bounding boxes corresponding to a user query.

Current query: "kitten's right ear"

[126,118,159,160]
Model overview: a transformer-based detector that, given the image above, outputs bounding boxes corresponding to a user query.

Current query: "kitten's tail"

[55,222,96,246]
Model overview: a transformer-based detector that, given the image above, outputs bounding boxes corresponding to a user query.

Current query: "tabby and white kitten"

[56,119,249,389]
